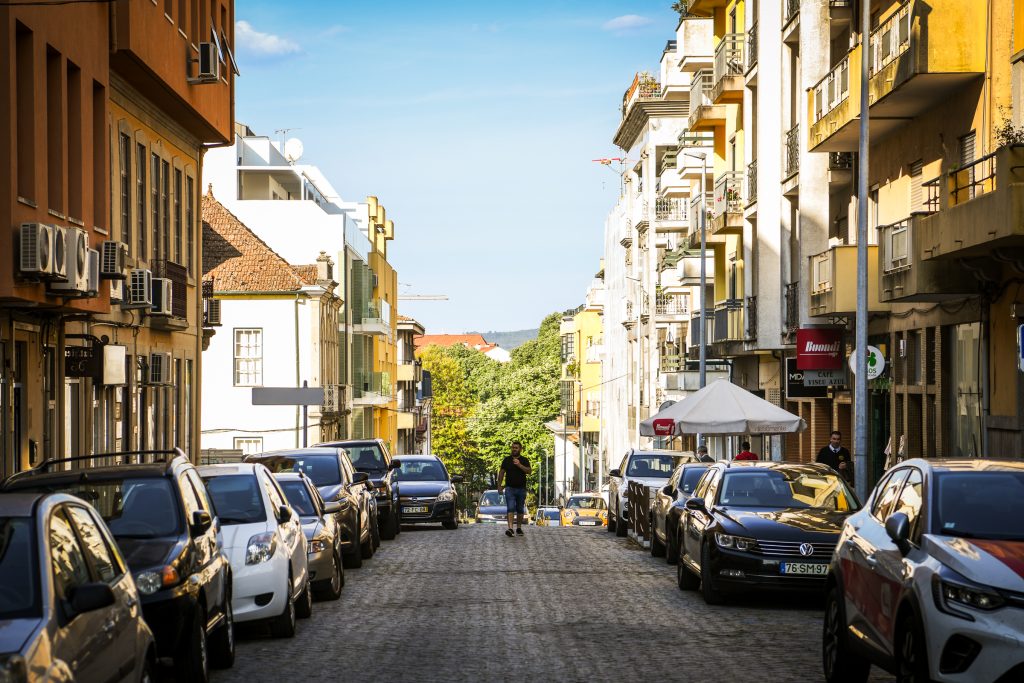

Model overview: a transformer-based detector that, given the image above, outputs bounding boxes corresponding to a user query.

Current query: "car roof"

[393,454,441,461]
[716,461,835,472]
[252,448,343,458]
[317,439,382,448]
[630,448,691,456]
[4,456,187,489]
[894,458,1024,473]
[0,492,46,516]
[198,463,260,477]
[272,471,308,481]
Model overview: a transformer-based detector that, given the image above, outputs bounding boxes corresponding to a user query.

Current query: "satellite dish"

[284,138,304,164]
[658,400,676,412]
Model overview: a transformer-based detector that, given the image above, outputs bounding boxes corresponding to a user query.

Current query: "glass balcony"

[712,34,745,104]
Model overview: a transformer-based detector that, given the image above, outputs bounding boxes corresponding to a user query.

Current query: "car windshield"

[567,496,606,510]
[935,471,1024,541]
[203,475,268,525]
[348,445,387,474]
[479,492,505,507]
[543,510,560,519]
[626,454,679,478]
[256,455,342,487]
[681,467,710,494]
[0,517,39,619]
[718,469,857,511]
[394,460,448,482]
[29,477,182,538]
[278,480,317,517]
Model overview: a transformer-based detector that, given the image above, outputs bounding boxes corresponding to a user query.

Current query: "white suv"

[199,463,311,638]
[823,458,1024,683]
[606,449,695,538]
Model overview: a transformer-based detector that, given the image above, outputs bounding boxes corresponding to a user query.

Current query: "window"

[909,160,923,213]
[891,468,923,541]
[179,474,202,520]
[49,509,90,599]
[871,468,909,521]
[46,47,63,213]
[233,328,263,386]
[233,437,263,455]
[15,23,35,201]
[186,176,195,273]
[261,472,287,512]
[119,133,132,249]
[162,160,170,260]
[174,169,182,264]
[65,505,118,583]
[136,143,146,257]
[66,61,82,221]
[151,153,160,261]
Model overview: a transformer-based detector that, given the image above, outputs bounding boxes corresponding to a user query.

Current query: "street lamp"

[683,151,709,390]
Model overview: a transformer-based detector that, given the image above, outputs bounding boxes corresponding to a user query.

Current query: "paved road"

[212,524,895,683]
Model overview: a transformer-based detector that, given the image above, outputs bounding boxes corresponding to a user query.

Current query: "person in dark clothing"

[497,441,532,537]
[735,441,758,461]
[817,430,853,482]
[696,445,714,463]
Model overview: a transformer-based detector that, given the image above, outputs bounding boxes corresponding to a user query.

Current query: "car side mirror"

[68,582,115,616]
[352,471,370,485]
[190,510,213,536]
[451,475,464,483]
[609,469,621,478]
[323,501,341,515]
[684,497,706,512]
[389,460,402,470]
[277,505,293,524]
[662,484,674,496]
[885,511,912,555]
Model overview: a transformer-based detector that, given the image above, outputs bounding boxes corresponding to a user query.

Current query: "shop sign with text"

[796,328,844,370]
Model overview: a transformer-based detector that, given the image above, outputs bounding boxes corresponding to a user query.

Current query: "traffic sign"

[251,387,325,406]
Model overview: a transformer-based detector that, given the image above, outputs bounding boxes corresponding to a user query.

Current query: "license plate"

[780,562,828,575]
[403,506,428,514]
[579,520,599,526]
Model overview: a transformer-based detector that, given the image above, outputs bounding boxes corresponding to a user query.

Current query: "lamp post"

[854,0,870,502]
[684,151,709,452]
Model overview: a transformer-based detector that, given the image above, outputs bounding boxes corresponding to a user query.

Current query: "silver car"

[0,492,155,682]
[274,473,345,601]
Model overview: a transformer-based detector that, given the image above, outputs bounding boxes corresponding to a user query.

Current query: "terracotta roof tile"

[291,264,318,285]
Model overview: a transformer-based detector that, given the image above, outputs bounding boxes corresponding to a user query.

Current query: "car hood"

[478,505,506,516]
[300,518,322,540]
[625,476,671,489]
[116,536,182,572]
[717,507,849,539]
[219,521,272,553]
[397,481,450,497]
[0,618,40,655]
[924,535,1024,592]
[565,509,603,518]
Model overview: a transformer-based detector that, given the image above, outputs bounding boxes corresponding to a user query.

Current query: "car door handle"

[102,620,116,635]
[865,554,879,570]
[125,596,137,609]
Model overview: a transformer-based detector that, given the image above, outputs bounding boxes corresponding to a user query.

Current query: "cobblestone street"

[213,524,895,683]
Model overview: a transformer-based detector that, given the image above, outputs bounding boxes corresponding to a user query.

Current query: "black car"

[245,448,375,569]
[2,450,235,681]
[317,439,401,540]
[391,455,462,529]
[650,462,711,563]
[676,461,860,604]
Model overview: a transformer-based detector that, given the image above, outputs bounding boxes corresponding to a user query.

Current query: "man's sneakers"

[505,529,514,538]
[515,528,524,536]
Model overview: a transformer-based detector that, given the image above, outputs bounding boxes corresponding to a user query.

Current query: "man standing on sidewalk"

[816,430,853,484]
[497,441,532,537]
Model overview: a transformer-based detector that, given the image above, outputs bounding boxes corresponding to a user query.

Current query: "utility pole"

[854,0,870,502]
[684,151,709,450]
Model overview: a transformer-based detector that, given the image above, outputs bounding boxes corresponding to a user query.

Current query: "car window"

[50,508,91,600]
[705,470,723,503]
[262,472,287,511]
[479,491,506,507]
[179,474,202,520]
[717,469,857,510]
[254,454,344,487]
[626,454,677,478]
[65,506,119,584]
[279,480,317,516]
[393,460,448,482]
[202,474,268,525]
[0,517,40,618]
[349,445,387,473]
[567,496,606,510]
[872,469,909,521]
[692,469,715,499]
[185,470,214,512]
[680,466,710,494]
[891,468,924,541]
[934,471,1024,541]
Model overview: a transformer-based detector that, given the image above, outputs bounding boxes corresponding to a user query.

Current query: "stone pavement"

[212,524,895,683]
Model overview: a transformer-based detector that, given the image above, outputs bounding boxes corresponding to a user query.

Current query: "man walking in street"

[816,430,853,483]
[696,445,713,463]
[735,441,758,461]
[497,441,531,537]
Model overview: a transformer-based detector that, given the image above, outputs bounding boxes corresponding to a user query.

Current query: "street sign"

[652,418,675,436]
[848,346,885,379]
[796,328,843,370]
[251,387,325,406]
[803,369,846,387]
[786,358,828,398]
[65,346,101,380]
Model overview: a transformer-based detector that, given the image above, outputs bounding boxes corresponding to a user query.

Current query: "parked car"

[317,439,401,540]
[560,493,608,528]
[607,449,696,537]
[199,463,311,638]
[0,492,156,683]
[651,462,711,563]
[822,459,1024,683]
[676,461,859,605]
[391,455,462,529]
[274,472,344,601]
[535,507,562,527]
[245,448,375,568]
[475,490,530,524]
[3,451,235,681]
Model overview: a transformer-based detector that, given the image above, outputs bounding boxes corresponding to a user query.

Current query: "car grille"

[754,540,837,558]
[400,497,437,505]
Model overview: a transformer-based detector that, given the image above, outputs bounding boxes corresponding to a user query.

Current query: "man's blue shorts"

[505,487,526,515]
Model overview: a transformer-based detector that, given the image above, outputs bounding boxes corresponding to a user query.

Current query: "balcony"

[917,145,1024,260]
[687,192,722,248]
[660,247,715,287]
[712,299,745,343]
[712,34,745,104]
[711,172,744,235]
[688,70,726,132]
[656,293,689,320]
[585,344,604,364]
[747,160,757,206]
[659,344,684,374]
[614,71,690,149]
[747,23,758,76]
[784,124,800,179]
[687,311,709,360]
[396,361,422,383]
[654,198,689,234]
[785,282,800,336]
[353,371,393,406]
[746,296,757,340]
[397,411,416,431]
[828,152,854,186]
[808,0,987,152]
[352,298,391,336]
[808,245,890,317]
[877,217,980,302]
[621,72,660,119]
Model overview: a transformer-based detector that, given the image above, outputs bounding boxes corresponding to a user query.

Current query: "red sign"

[796,328,844,370]
[652,418,675,436]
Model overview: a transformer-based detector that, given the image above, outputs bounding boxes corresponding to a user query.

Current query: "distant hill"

[466,328,538,350]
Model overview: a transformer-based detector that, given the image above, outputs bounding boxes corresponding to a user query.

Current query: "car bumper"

[709,549,830,592]
[925,603,1024,682]
[141,586,199,657]
[401,501,454,524]
[231,554,291,623]
[566,517,606,527]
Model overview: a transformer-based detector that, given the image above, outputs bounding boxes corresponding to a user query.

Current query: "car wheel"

[138,650,156,683]
[897,612,932,683]
[666,523,679,565]
[442,516,458,530]
[650,516,666,557]
[175,608,209,683]
[343,514,363,569]
[677,539,700,591]
[380,506,398,540]
[360,524,375,559]
[316,550,344,601]
[295,577,313,619]
[269,574,297,638]
[699,542,725,605]
[822,586,870,683]
[208,594,235,670]
[371,516,381,551]
[607,504,616,533]
[614,501,627,537]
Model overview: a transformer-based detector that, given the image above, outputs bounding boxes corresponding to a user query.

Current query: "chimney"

[316,251,333,283]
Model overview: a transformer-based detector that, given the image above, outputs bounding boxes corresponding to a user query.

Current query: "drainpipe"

[981,307,990,456]
[294,294,302,448]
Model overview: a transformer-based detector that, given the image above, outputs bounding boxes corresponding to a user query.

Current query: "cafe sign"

[796,328,844,370]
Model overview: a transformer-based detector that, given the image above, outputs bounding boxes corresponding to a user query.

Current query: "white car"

[606,449,696,538]
[823,458,1024,683]
[199,463,311,638]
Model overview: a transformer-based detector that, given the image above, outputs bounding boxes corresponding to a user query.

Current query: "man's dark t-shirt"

[501,455,529,488]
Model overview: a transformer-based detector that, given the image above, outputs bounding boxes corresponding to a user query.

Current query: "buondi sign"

[796,328,844,370]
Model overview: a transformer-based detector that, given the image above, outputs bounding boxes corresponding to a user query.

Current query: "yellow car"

[560,494,608,528]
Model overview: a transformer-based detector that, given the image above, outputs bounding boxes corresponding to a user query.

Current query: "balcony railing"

[950,151,997,206]
[713,34,745,88]
[656,294,689,316]
[784,282,800,335]
[829,152,854,171]
[713,172,744,219]
[745,296,757,340]
[655,197,688,221]
[812,53,850,124]
[678,130,714,149]
[747,160,758,204]
[690,69,714,110]
[879,218,912,273]
[622,72,661,118]
[713,299,744,342]
[659,344,684,374]
[868,2,911,75]
[784,124,800,177]
[785,0,801,23]
[923,177,941,212]
[747,23,758,71]
[355,371,392,400]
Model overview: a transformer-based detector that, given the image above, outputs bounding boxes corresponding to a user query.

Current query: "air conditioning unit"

[203,298,222,327]
[50,228,89,294]
[51,226,68,281]
[147,352,173,385]
[86,249,100,297]
[100,241,128,280]
[123,268,153,309]
[151,278,172,316]
[19,223,54,277]
[196,42,220,82]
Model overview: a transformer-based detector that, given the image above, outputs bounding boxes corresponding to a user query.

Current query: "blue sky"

[234,1,680,333]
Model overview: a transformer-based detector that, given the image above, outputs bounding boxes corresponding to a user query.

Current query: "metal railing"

[950,151,997,206]
[785,282,800,334]
[656,294,689,316]
[678,130,714,148]
[659,344,684,373]
[747,160,758,203]
[655,197,688,221]
[879,218,912,273]
[829,152,854,170]
[785,0,801,24]
[812,53,850,124]
[745,296,757,340]
[713,300,744,342]
[690,69,714,111]
[713,172,744,218]
[622,72,661,117]
[713,34,745,88]
[747,23,758,71]
[923,177,941,212]
[784,124,800,177]
[869,2,911,75]
[811,251,834,293]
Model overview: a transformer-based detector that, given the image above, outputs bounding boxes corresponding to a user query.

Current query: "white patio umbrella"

[639,378,806,436]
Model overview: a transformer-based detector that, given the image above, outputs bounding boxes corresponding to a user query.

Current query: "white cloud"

[321,25,351,38]
[602,14,654,31]
[235,20,300,57]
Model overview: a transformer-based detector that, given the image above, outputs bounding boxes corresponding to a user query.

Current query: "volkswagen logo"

[799,543,814,557]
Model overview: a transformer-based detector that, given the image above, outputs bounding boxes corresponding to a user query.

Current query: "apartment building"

[396,316,428,455]
[0,0,234,478]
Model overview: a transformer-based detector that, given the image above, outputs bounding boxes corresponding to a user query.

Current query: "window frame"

[232,328,263,387]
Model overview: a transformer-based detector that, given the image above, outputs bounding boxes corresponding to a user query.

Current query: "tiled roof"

[414,334,491,350]
[292,265,318,285]
[202,190,308,292]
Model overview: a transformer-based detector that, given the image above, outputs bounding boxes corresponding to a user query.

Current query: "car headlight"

[436,488,455,502]
[933,574,1005,620]
[134,565,181,595]
[246,532,277,565]
[715,533,756,551]
[0,655,27,683]
[308,537,328,554]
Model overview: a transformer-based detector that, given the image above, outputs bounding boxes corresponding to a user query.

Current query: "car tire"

[380,507,398,540]
[442,517,458,530]
[208,595,235,670]
[295,577,313,619]
[822,586,870,683]
[176,608,209,683]
[666,520,679,565]
[897,612,933,683]
[699,542,725,605]
[269,574,297,638]
[360,525,375,559]
[371,516,381,551]
[615,501,627,537]
[650,516,666,557]
[677,539,700,591]
[139,651,156,683]
[343,514,363,569]
[315,550,344,601]
[607,504,616,533]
